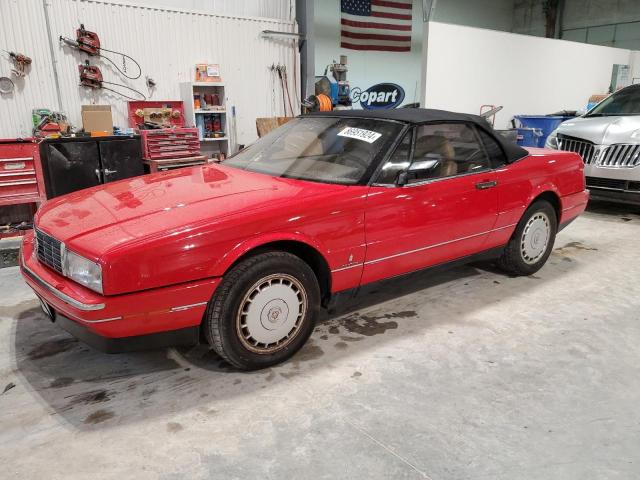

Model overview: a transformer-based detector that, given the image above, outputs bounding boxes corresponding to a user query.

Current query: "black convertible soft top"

[307,108,529,163]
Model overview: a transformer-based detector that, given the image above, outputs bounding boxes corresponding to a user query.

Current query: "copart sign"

[351,83,405,110]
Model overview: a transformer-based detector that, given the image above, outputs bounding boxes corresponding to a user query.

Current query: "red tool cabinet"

[140,128,200,160]
[0,138,46,239]
[0,139,45,206]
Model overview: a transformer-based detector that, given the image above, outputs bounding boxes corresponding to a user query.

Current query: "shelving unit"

[180,82,230,159]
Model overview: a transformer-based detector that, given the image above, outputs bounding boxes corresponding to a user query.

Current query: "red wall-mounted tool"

[60,24,141,80]
[76,24,101,55]
[78,60,145,100]
[79,61,103,88]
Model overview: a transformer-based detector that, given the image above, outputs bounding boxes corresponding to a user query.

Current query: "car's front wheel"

[497,199,557,276]
[204,251,320,370]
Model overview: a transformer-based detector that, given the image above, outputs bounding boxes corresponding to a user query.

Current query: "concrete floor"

[1,201,639,480]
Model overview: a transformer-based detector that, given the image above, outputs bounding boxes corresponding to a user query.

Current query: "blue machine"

[314,56,351,108]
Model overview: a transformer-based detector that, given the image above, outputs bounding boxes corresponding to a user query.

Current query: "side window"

[477,128,507,167]
[375,129,412,184]
[407,123,490,184]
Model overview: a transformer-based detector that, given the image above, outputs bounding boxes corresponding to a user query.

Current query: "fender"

[526,181,562,211]
[211,231,332,278]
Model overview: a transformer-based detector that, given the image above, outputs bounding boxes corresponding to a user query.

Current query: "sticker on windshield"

[337,127,382,144]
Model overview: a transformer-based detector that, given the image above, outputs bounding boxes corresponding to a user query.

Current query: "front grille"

[586,177,628,190]
[35,229,63,274]
[597,144,640,168]
[558,135,640,168]
[558,135,596,164]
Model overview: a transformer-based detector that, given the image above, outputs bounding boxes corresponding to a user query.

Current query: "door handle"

[476,180,497,190]
[104,169,117,176]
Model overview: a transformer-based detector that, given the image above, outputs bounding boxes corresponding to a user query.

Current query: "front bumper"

[19,232,220,351]
[583,162,640,205]
[51,314,200,353]
[584,176,640,205]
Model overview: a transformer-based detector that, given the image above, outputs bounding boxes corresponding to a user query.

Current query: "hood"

[556,115,640,145]
[35,164,342,257]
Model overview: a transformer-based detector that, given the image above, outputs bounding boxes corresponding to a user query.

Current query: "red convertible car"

[20,109,588,370]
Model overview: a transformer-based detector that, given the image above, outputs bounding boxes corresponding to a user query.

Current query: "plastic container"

[495,129,518,144]
[516,128,543,147]
[195,115,205,140]
[513,115,574,147]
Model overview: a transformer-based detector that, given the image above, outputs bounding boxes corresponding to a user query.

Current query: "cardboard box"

[81,105,113,133]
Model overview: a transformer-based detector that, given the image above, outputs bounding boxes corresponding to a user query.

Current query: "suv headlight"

[63,249,103,294]
[545,129,559,149]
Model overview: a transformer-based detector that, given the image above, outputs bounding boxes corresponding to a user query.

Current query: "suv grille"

[597,144,640,168]
[35,229,63,274]
[558,135,640,168]
[557,135,596,164]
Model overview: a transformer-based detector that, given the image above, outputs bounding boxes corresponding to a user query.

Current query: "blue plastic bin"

[513,115,574,147]
[516,128,543,147]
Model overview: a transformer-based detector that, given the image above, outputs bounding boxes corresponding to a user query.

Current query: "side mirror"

[396,158,440,186]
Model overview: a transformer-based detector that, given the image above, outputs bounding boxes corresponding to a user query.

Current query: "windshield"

[225,117,403,185]
[586,86,640,117]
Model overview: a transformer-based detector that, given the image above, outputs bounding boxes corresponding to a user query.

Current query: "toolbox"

[0,139,45,207]
[0,138,46,238]
[143,155,209,173]
[140,128,200,160]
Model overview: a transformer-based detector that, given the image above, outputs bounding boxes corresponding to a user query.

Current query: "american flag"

[340,0,412,52]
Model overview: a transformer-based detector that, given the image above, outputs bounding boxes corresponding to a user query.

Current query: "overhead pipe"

[261,30,304,39]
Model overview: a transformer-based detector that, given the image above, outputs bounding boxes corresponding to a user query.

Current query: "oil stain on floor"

[27,338,78,360]
[338,310,416,336]
[0,249,19,269]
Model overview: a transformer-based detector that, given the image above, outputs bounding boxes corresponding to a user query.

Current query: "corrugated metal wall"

[0,0,299,146]
[0,0,61,138]
[126,0,295,22]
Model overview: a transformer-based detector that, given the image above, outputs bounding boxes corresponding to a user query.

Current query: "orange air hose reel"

[316,94,333,112]
[301,93,333,113]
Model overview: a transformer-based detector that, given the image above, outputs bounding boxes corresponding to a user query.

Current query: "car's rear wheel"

[204,251,320,370]
[497,200,557,276]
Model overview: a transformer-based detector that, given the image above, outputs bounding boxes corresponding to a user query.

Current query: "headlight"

[545,129,559,149]
[63,249,103,294]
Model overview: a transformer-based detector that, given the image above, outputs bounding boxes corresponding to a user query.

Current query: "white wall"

[123,0,294,21]
[313,0,424,107]
[423,22,635,129]
[0,0,298,146]
[0,0,59,139]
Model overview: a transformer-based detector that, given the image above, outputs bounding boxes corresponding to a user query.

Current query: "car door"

[361,122,499,285]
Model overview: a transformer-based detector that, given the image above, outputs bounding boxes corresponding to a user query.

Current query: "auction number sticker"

[337,127,382,144]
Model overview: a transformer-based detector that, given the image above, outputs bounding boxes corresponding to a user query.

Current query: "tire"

[497,200,557,276]
[204,251,320,370]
